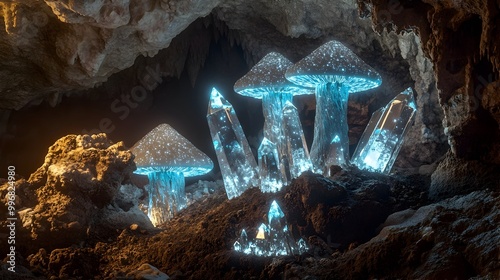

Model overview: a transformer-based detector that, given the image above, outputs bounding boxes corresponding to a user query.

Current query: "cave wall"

[5,0,500,182]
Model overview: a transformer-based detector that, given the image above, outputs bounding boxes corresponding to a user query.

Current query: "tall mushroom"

[131,123,213,227]
[234,52,312,183]
[285,40,382,175]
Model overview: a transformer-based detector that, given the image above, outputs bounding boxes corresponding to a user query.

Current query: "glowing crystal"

[351,87,417,174]
[258,138,284,193]
[286,40,381,175]
[282,101,313,180]
[234,52,313,184]
[207,88,259,199]
[233,200,308,256]
[131,123,213,226]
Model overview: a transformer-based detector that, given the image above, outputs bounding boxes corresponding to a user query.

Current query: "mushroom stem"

[309,82,350,175]
[146,171,186,227]
[262,91,293,183]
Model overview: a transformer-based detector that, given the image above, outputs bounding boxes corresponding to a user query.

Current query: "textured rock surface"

[0,0,448,173]
[0,133,145,251]
[362,0,500,193]
[8,171,497,279]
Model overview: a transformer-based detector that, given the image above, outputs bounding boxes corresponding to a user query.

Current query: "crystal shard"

[285,40,382,175]
[351,107,384,162]
[282,101,313,180]
[258,138,283,193]
[207,88,259,199]
[351,87,417,174]
[233,200,308,256]
[131,123,213,227]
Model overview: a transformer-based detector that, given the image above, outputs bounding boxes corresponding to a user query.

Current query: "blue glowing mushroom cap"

[234,52,313,99]
[131,123,214,177]
[285,40,382,93]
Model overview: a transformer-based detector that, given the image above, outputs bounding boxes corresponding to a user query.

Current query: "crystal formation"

[234,200,308,256]
[286,40,381,175]
[131,123,213,226]
[351,87,417,174]
[258,138,284,193]
[234,52,312,184]
[207,88,259,199]
[282,101,313,179]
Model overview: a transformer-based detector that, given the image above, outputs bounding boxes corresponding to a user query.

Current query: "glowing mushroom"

[234,52,312,183]
[285,40,381,175]
[131,123,213,226]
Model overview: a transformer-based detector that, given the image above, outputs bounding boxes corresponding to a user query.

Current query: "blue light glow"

[233,200,308,256]
[207,88,259,199]
[234,52,314,185]
[285,40,382,175]
[131,123,213,226]
[351,87,417,174]
[282,101,313,180]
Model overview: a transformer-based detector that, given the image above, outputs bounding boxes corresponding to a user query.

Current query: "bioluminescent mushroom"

[131,123,213,227]
[206,88,259,199]
[351,87,417,174]
[285,40,382,175]
[234,52,312,184]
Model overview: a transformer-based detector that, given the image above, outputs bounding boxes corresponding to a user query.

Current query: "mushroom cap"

[285,40,382,93]
[234,52,313,99]
[131,123,213,177]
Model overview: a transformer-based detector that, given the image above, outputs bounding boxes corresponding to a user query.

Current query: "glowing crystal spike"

[282,101,313,180]
[207,88,259,199]
[268,200,285,228]
[297,238,308,254]
[286,40,382,176]
[258,138,284,193]
[131,123,213,227]
[233,241,242,252]
[351,87,417,174]
[351,107,384,161]
[233,200,309,256]
[234,52,313,184]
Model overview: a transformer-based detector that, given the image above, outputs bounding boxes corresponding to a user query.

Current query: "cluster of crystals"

[351,87,417,174]
[233,201,308,256]
[131,123,213,226]
[207,88,260,199]
[285,40,382,175]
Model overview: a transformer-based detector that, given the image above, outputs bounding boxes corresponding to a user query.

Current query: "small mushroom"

[131,123,213,226]
[234,52,312,183]
[286,40,381,175]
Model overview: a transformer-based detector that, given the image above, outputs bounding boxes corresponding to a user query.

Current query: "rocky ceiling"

[0,0,499,188]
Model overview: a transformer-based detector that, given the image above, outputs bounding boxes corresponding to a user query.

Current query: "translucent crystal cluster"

[131,123,213,226]
[351,87,417,174]
[234,200,308,256]
[234,52,312,186]
[286,40,381,175]
[282,101,313,179]
[258,138,283,193]
[207,88,259,199]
